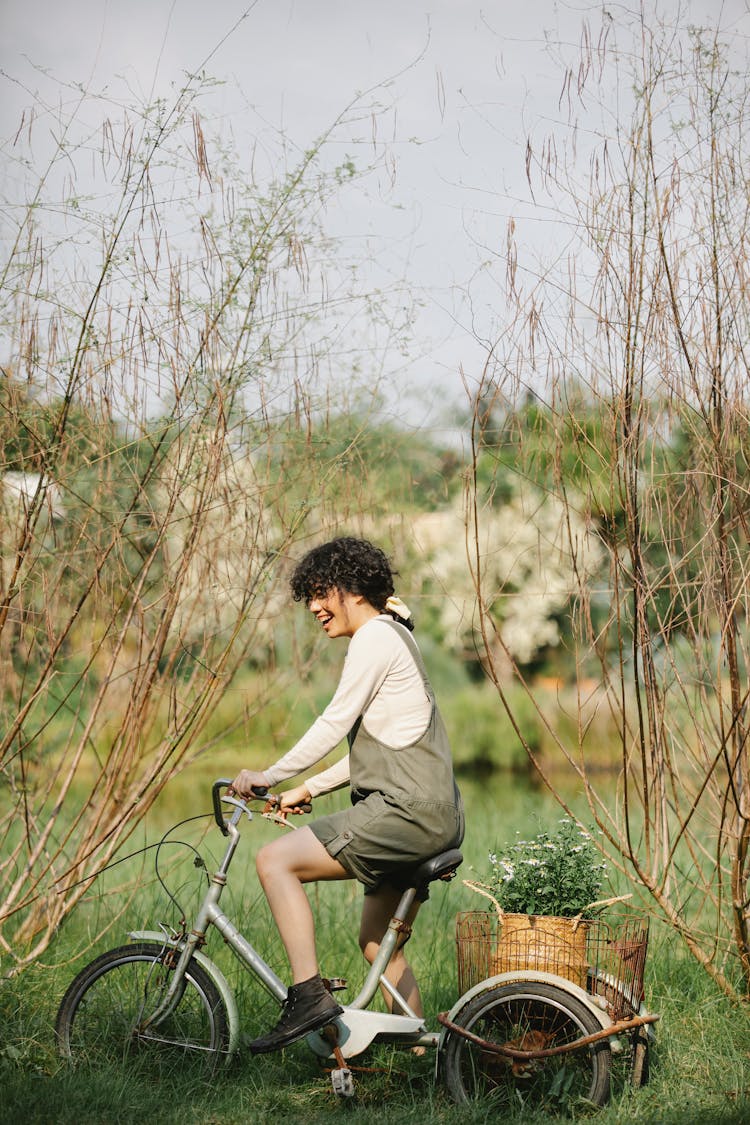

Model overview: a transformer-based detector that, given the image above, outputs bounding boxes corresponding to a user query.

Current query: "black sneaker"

[249,975,343,1055]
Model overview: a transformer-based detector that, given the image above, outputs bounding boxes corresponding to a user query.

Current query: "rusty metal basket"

[456,910,649,1019]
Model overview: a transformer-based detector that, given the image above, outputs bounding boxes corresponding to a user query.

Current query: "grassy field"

[3,777,750,1123]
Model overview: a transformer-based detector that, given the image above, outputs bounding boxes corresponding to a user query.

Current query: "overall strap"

[346,618,432,749]
[378,617,433,698]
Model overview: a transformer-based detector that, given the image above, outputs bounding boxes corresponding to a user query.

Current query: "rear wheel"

[55,942,229,1071]
[587,968,653,1089]
[441,981,612,1111]
[630,1025,651,1088]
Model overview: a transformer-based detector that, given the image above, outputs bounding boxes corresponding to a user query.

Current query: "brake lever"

[261,796,312,829]
[221,795,254,820]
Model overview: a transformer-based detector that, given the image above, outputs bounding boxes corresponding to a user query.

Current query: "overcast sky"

[3,1,749,423]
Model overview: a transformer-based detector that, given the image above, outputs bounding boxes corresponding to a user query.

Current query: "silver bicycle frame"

[131,794,429,1060]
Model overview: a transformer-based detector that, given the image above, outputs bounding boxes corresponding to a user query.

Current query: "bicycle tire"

[587,967,653,1089]
[55,941,230,1070]
[630,1025,651,1088]
[441,980,612,1111]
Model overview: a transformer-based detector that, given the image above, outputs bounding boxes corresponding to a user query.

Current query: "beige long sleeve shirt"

[263,616,432,797]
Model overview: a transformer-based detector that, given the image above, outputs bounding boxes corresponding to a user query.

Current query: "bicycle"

[55,779,658,1108]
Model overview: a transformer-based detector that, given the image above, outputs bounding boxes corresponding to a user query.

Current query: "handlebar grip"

[212,779,234,835]
[211,778,270,835]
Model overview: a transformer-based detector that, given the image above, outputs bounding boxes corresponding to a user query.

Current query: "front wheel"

[441,981,612,1112]
[55,941,230,1071]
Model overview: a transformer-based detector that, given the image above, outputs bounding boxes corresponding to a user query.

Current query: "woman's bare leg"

[359,886,423,1017]
[255,827,350,983]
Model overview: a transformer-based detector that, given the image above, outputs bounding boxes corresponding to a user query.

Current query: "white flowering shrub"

[162,445,286,646]
[413,486,602,665]
[488,818,607,918]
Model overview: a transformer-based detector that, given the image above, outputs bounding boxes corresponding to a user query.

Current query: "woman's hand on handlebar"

[228,769,269,799]
[277,783,313,815]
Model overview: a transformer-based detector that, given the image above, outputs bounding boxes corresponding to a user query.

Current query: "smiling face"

[308,587,379,638]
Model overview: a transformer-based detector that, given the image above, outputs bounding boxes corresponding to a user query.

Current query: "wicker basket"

[491,911,589,986]
[456,905,650,1018]
[458,879,588,988]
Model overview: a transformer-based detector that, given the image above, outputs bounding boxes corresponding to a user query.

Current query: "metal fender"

[436,969,612,1055]
[129,930,241,1062]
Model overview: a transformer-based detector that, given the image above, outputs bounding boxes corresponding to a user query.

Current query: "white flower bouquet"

[459,819,611,987]
[486,818,608,920]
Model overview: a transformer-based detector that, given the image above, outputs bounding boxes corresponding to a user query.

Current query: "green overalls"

[310,621,464,893]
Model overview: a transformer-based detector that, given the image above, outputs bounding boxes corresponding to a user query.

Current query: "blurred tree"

[466,14,750,998]
[0,63,412,970]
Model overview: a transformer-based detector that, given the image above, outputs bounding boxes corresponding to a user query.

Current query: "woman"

[230,537,464,1054]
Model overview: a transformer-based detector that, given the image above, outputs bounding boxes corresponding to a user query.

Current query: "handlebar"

[211,778,268,835]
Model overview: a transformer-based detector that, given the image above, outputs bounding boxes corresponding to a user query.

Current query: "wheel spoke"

[442,981,611,1110]
[56,942,229,1073]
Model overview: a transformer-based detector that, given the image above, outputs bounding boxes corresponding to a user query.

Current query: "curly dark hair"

[290,537,414,629]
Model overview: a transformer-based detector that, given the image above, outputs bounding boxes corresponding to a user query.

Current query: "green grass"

[2,780,750,1123]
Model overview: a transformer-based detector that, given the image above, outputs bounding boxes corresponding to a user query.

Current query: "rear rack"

[456,911,650,1019]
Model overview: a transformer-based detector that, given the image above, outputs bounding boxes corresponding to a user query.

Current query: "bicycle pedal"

[323,976,347,993]
[331,1066,355,1098]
